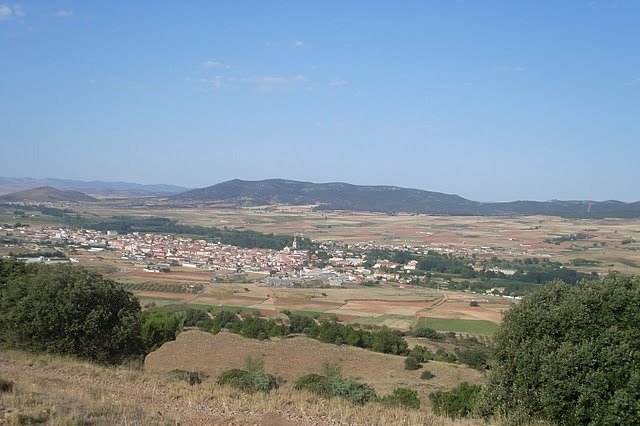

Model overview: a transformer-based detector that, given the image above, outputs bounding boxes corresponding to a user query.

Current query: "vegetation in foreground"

[479,273,640,425]
[0,350,466,426]
[2,257,639,424]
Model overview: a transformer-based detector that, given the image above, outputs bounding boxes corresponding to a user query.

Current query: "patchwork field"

[75,202,640,275]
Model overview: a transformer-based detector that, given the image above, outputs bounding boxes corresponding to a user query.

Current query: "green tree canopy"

[483,274,640,425]
[0,259,143,364]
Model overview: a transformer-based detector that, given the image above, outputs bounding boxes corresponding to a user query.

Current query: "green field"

[417,317,500,335]
[348,314,414,329]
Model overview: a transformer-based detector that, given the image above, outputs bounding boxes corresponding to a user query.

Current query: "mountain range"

[1,177,638,217]
[0,177,189,198]
[0,186,97,203]
[172,179,640,218]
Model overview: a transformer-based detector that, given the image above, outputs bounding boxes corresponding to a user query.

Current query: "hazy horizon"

[1,2,638,202]
[2,175,639,204]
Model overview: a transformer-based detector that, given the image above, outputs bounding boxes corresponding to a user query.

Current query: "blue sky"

[1,1,639,202]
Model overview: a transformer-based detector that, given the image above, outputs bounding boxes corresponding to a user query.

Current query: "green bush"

[295,363,376,405]
[482,275,640,424]
[294,374,332,398]
[331,377,377,405]
[141,311,183,352]
[404,356,422,370]
[420,370,435,380]
[379,387,421,410]
[0,260,143,364]
[0,378,13,393]
[216,357,277,393]
[429,382,482,418]
[454,348,488,370]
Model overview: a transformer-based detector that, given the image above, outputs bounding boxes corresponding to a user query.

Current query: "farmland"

[71,201,640,275]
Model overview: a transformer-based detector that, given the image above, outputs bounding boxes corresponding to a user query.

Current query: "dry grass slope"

[0,333,484,425]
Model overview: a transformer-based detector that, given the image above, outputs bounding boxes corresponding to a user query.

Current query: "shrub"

[404,356,422,370]
[331,377,376,405]
[420,370,435,380]
[294,374,332,398]
[483,275,640,424]
[0,378,13,393]
[216,369,252,391]
[379,387,421,410]
[295,363,376,405]
[412,327,443,339]
[469,301,479,307]
[217,357,277,393]
[455,348,488,370]
[169,369,207,385]
[429,382,482,418]
[0,260,143,364]
[141,311,183,353]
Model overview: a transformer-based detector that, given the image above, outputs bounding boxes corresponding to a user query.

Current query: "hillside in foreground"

[0,338,479,426]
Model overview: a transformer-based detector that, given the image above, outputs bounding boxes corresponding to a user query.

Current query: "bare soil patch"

[337,299,438,316]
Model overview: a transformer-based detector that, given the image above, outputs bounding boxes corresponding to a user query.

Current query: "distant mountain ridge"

[173,179,640,217]
[0,186,97,203]
[0,177,189,198]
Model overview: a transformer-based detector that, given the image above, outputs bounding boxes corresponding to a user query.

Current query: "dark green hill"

[172,179,640,217]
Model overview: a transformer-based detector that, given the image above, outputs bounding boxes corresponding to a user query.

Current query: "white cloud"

[246,75,288,88]
[0,4,26,21]
[13,4,24,17]
[294,74,309,82]
[202,60,221,69]
[53,9,73,17]
[328,79,348,88]
[294,40,304,47]
[0,5,12,20]
[198,76,225,92]
[498,65,526,73]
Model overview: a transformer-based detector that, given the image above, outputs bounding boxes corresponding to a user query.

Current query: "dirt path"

[410,294,447,329]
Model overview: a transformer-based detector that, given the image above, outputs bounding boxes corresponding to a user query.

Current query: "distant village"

[1,220,551,292]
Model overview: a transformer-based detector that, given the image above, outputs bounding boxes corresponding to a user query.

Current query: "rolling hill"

[172,179,640,217]
[0,177,189,198]
[0,186,97,203]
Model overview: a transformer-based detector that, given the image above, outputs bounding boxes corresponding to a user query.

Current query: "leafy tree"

[370,327,408,355]
[183,308,209,327]
[482,274,640,425]
[141,311,182,352]
[0,260,142,364]
[289,314,317,334]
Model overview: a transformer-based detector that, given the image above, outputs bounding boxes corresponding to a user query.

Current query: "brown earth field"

[145,331,486,413]
[132,283,510,332]
[335,299,440,316]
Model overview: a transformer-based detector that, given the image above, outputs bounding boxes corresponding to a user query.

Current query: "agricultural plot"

[416,318,500,336]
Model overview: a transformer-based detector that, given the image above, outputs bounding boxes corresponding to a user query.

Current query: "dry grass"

[0,347,482,426]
